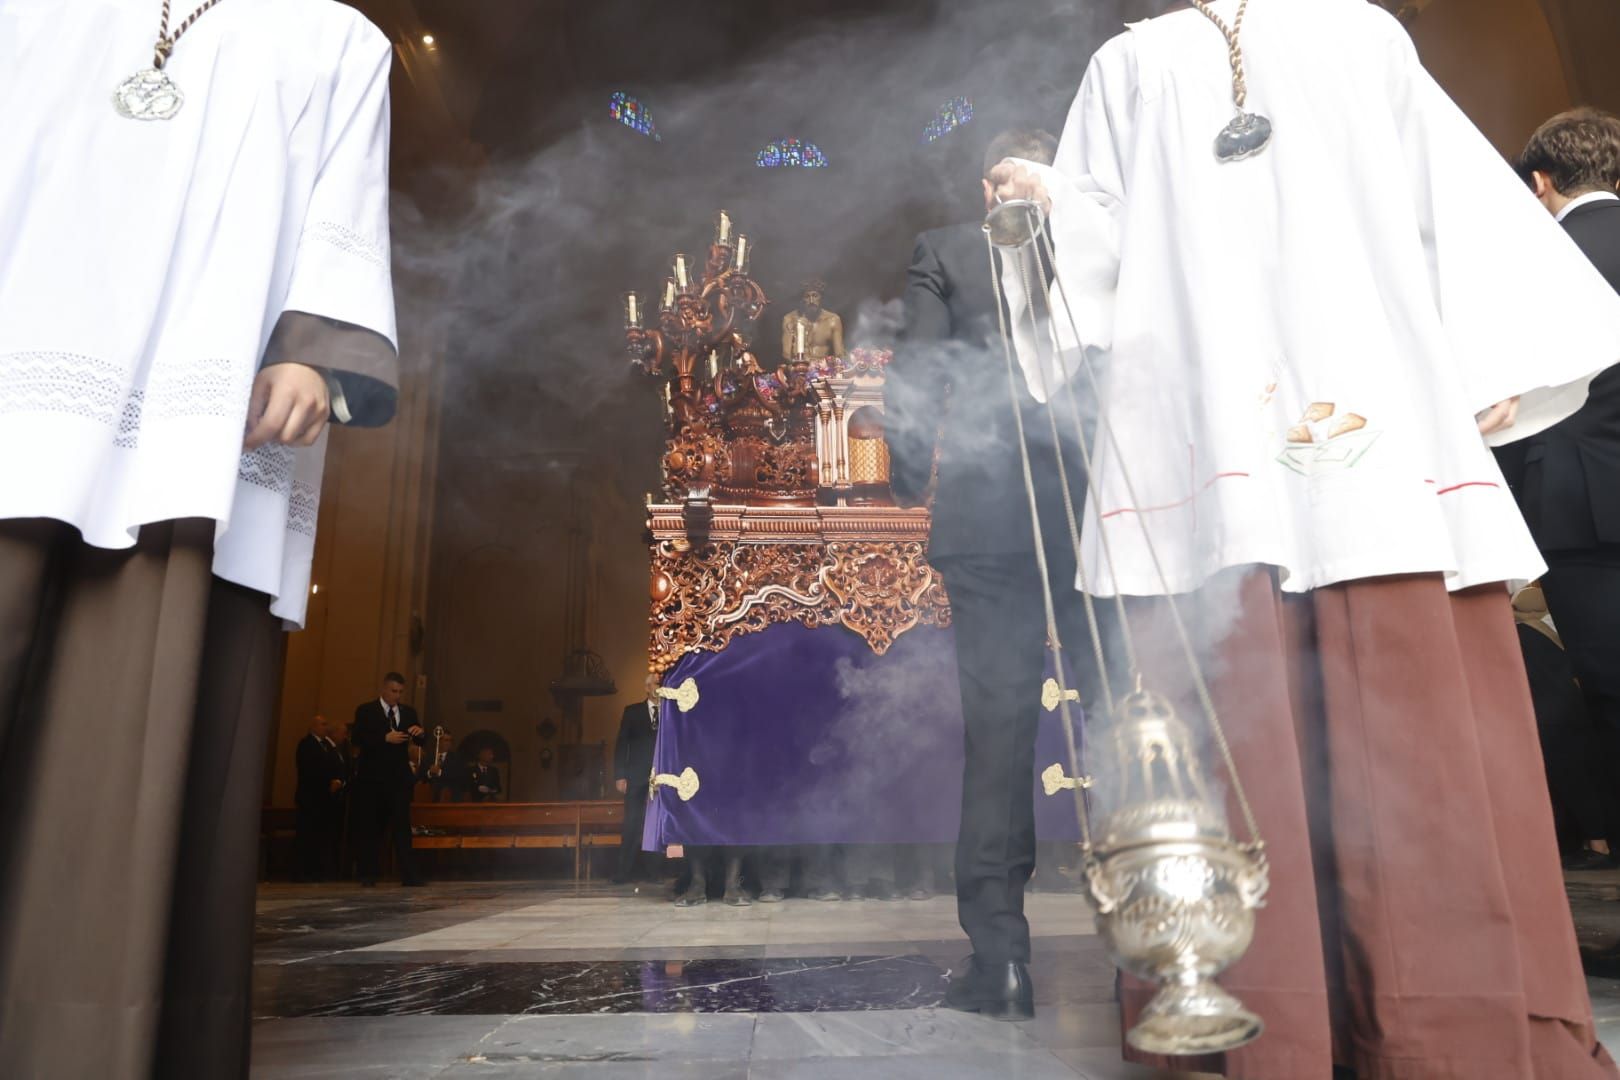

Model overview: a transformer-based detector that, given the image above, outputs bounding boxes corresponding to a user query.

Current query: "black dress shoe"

[757,889,786,903]
[908,888,933,901]
[723,891,753,907]
[944,956,1034,1021]
[673,893,708,908]
[1562,849,1618,872]
[807,888,843,902]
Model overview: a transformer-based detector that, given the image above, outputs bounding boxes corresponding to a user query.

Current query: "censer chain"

[983,227,1095,854]
[1030,205,1264,851]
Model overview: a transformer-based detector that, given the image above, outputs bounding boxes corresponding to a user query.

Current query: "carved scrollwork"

[823,541,951,653]
[648,536,951,674]
[663,421,732,502]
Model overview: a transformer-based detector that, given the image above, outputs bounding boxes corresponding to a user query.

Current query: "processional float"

[985,198,1270,1054]
[618,214,955,840]
[620,212,950,678]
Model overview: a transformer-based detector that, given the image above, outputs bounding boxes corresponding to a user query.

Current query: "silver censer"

[1087,690,1269,1056]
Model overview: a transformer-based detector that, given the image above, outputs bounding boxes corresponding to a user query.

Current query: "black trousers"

[295,803,330,880]
[936,552,1103,964]
[616,784,650,880]
[353,779,419,883]
[1540,548,1620,846]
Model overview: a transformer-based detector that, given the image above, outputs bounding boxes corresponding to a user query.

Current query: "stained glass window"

[610,91,660,140]
[756,138,829,168]
[923,96,974,143]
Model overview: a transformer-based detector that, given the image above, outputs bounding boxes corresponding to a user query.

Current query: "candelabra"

[621,212,823,507]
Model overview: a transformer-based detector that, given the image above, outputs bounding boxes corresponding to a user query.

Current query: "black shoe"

[908,888,933,901]
[872,885,904,902]
[723,891,753,907]
[846,888,868,902]
[944,956,1035,1022]
[1562,849,1618,872]
[807,888,843,902]
[757,889,786,904]
[674,893,708,908]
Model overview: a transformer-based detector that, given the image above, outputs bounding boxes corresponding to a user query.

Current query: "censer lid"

[1094,689,1233,852]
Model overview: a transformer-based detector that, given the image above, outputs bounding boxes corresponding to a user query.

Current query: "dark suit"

[614,700,658,881]
[427,749,472,802]
[1519,624,1605,848]
[351,699,424,883]
[294,733,347,879]
[1497,196,1620,847]
[468,762,502,802]
[888,223,1104,964]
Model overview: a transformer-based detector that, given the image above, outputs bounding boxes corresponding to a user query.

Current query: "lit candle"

[663,381,672,411]
[733,234,749,273]
[795,319,807,358]
[623,291,642,329]
[714,210,734,246]
[672,254,690,291]
[708,349,719,379]
[661,277,676,311]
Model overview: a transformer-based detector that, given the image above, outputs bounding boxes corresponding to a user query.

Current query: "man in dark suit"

[886,129,1103,1021]
[294,714,347,880]
[468,747,503,802]
[351,671,426,886]
[1500,108,1620,869]
[423,731,472,802]
[613,675,660,884]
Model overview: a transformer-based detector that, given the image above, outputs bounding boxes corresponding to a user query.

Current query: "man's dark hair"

[1517,107,1620,196]
[983,129,1058,177]
[383,671,406,686]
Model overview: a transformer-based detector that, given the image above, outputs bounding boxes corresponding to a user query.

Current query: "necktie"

[389,706,399,730]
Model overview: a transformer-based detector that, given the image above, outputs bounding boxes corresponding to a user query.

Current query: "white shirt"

[0,0,396,627]
[1004,0,1620,597]
[1557,190,1620,223]
[379,699,400,727]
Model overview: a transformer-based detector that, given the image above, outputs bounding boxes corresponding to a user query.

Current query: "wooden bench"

[409,801,626,881]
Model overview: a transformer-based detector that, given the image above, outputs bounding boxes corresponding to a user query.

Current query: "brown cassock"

[0,315,395,1080]
[1117,568,1616,1080]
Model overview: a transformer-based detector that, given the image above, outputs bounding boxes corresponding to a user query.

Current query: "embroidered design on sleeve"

[0,351,127,426]
[112,358,252,449]
[145,357,251,422]
[239,445,323,540]
[306,221,389,271]
[115,389,147,448]
[238,443,297,494]
[288,479,321,537]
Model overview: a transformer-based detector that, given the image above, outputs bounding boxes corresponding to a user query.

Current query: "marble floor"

[252,870,1620,1078]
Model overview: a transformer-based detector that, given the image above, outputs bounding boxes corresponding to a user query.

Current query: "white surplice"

[1002,0,1620,597]
[0,0,396,625]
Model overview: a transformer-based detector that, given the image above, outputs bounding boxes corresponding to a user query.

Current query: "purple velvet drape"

[644,622,1087,849]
